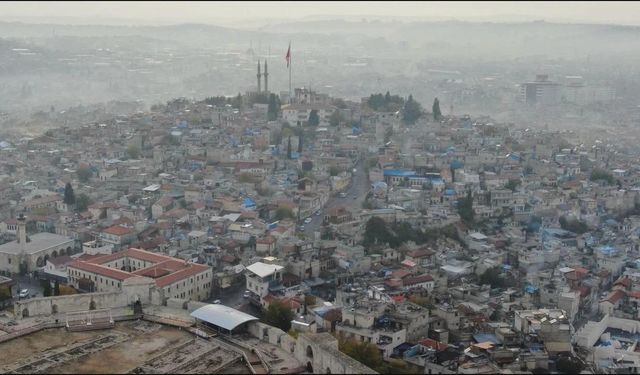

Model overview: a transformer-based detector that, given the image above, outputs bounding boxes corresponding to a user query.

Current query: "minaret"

[257,61,262,93]
[17,213,26,249]
[263,60,269,93]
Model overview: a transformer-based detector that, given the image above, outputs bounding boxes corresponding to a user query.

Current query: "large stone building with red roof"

[67,248,212,301]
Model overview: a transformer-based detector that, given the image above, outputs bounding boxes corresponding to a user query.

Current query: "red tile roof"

[627,290,640,299]
[404,274,434,286]
[70,247,210,288]
[603,289,625,304]
[391,269,411,280]
[102,225,132,236]
[614,277,632,289]
[155,263,209,287]
[68,261,134,281]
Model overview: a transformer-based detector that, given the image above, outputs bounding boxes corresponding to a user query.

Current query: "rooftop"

[0,233,73,255]
[246,262,284,278]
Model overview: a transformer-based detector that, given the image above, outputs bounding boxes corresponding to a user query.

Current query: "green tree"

[42,280,52,297]
[362,216,393,247]
[126,144,141,159]
[559,216,589,234]
[457,190,475,224]
[230,93,243,109]
[275,206,295,220]
[308,109,320,126]
[590,168,615,185]
[479,266,507,288]
[262,301,295,332]
[328,166,342,177]
[338,334,384,372]
[505,179,521,192]
[267,93,281,121]
[556,356,584,374]
[402,94,423,125]
[63,182,76,205]
[76,166,93,183]
[75,193,91,212]
[432,97,442,121]
[54,280,60,296]
[329,110,344,127]
[0,285,11,304]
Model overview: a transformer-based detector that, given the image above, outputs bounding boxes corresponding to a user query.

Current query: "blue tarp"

[243,197,256,208]
[525,285,538,294]
[450,160,464,170]
[383,169,416,177]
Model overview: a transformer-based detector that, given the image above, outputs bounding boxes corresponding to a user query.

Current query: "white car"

[304,217,313,224]
[18,289,29,298]
[213,299,221,304]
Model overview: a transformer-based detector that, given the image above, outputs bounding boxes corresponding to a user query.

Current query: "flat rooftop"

[0,233,73,255]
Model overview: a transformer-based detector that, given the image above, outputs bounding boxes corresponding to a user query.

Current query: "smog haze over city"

[1,2,640,375]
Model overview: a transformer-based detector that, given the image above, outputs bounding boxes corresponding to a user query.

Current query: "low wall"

[246,321,377,374]
[14,292,125,318]
[14,276,157,319]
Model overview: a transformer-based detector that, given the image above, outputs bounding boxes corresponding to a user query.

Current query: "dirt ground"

[0,321,195,374]
[0,328,95,364]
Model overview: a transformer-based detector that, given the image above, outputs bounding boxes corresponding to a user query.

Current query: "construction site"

[0,320,254,374]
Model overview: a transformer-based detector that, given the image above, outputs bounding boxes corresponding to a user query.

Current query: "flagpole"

[288,41,292,104]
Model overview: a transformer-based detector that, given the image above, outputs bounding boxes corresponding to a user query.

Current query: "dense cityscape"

[1,2,640,374]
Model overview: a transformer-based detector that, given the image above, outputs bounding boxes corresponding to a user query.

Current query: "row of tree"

[366,91,444,125]
[63,183,92,212]
[362,216,461,249]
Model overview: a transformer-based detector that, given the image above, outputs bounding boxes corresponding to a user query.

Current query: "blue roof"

[450,160,464,169]
[383,169,416,177]
[372,181,388,189]
[598,245,617,256]
[525,285,539,294]
[243,197,256,208]
[445,189,456,196]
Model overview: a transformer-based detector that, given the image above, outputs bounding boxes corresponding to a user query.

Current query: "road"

[12,274,44,300]
[303,158,369,237]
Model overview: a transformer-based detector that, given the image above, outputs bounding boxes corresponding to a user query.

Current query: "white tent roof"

[190,304,258,331]
[246,262,284,278]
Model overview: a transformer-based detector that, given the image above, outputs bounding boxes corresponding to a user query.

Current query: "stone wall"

[246,321,377,374]
[14,292,124,318]
[14,276,157,319]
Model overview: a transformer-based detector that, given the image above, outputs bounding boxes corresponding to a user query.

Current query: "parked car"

[213,299,221,304]
[243,291,250,298]
[18,289,29,298]
[304,217,313,224]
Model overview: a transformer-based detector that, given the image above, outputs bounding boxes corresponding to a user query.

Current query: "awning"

[190,304,259,331]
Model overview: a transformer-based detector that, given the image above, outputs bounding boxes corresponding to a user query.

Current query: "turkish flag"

[285,42,291,68]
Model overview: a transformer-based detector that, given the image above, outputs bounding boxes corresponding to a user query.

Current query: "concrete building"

[0,214,74,274]
[245,261,284,299]
[520,74,561,105]
[67,247,212,301]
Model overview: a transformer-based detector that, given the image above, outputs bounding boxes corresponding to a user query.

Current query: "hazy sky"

[1,1,639,26]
